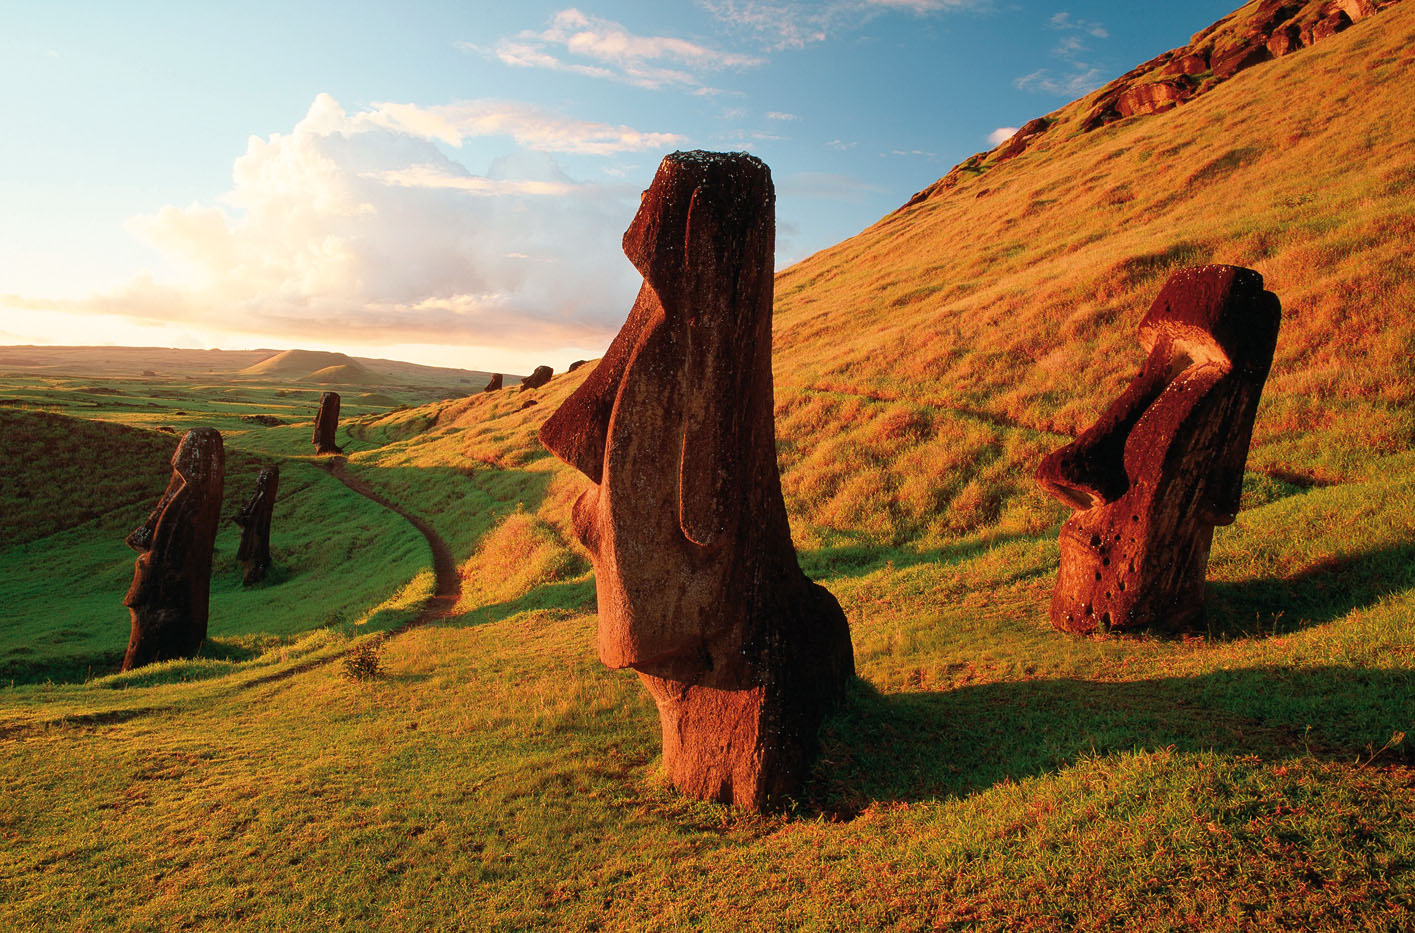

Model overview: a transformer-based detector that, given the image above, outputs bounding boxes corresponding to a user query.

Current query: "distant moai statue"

[1036,265,1281,634]
[234,465,279,586]
[540,150,855,809]
[519,366,553,392]
[567,359,588,373]
[121,427,225,671]
[313,391,343,454]
[483,373,503,392]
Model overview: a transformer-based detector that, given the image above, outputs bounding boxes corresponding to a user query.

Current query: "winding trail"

[319,458,462,629]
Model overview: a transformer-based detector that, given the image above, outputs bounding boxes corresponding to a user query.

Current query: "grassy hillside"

[1,1,1413,929]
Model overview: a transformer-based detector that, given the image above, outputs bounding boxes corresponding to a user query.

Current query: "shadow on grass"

[800,529,1042,582]
[1206,541,1415,639]
[809,665,1415,816]
[436,578,597,629]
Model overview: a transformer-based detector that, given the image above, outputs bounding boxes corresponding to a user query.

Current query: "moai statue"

[234,465,279,586]
[483,373,503,393]
[121,427,225,670]
[313,391,342,454]
[539,150,855,809]
[519,366,553,392]
[1036,265,1281,634]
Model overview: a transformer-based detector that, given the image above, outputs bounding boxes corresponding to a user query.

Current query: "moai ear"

[676,186,749,549]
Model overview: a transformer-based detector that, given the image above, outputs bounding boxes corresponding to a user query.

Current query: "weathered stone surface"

[1308,8,1353,40]
[1160,51,1210,76]
[539,150,854,809]
[1267,23,1304,56]
[996,117,1051,161]
[567,359,589,373]
[235,465,279,586]
[1212,36,1273,78]
[1116,78,1197,117]
[312,391,342,454]
[121,428,225,670]
[1037,266,1280,635]
[483,373,503,392]
[519,366,553,392]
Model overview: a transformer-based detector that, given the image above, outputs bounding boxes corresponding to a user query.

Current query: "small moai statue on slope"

[1036,264,1281,634]
[313,391,343,454]
[483,373,503,393]
[121,427,225,671]
[234,464,279,586]
[519,366,553,392]
[539,150,855,809]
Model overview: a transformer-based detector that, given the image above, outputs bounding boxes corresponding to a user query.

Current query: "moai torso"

[539,150,854,808]
[122,427,225,670]
[1036,265,1280,634]
[235,464,279,586]
[313,392,342,454]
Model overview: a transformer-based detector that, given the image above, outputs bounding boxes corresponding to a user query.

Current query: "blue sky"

[0,0,1236,372]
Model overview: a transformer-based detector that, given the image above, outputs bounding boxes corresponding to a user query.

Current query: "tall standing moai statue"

[121,427,225,671]
[539,150,855,809]
[1036,265,1281,634]
[234,464,279,586]
[313,391,343,454]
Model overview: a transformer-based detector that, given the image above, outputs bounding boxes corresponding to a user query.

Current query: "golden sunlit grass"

[2,2,1415,928]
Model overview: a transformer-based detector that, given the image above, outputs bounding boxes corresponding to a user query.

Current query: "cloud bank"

[17,94,680,353]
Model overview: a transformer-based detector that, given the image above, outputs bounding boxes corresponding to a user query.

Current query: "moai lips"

[539,150,855,809]
[235,465,279,586]
[121,427,225,670]
[1037,265,1281,634]
[313,391,343,454]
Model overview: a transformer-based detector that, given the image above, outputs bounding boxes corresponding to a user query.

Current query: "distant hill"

[239,349,367,378]
[0,345,499,390]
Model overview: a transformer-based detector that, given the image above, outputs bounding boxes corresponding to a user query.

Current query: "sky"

[0,0,1237,374]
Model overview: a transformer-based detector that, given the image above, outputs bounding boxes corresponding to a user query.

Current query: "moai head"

[539,150,784,680]
[122,427,225,670]
[313,391,342,454]
[538,151,853,807]
[1036,265,1280,634]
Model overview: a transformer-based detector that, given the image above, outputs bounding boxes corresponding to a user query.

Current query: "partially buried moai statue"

[234,464,279,586]
[539,150,855,809]
[313,391,342,454]
[1036,265,1281,635]
[121,427,225,670]
[483,373,503,393]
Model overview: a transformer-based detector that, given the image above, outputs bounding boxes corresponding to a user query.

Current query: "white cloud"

[1014,66,1104,95]
[700,0,989,49]
[1050,12,1108,38]
[765,111,798,120]
[987,126,1019,145]
[12,94,676,352]
[825,138,857,150]
[483,8,762,91]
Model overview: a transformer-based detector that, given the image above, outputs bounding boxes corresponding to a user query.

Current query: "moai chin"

[539,150,855,809]
[1036,265,1281,635]
[122,427,225,671]
[313,391,343,454]
[234,464,279,586]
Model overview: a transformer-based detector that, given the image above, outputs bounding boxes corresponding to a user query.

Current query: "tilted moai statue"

[519,366,553,392]
[539,150,855,809]
[234,464,279,586]
[121,427,225,670]
[1036,265,1281,634]
[483,373,503,393]
[313,391,343,454]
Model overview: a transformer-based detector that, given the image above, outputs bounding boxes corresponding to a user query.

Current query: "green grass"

[2,2,1415,928]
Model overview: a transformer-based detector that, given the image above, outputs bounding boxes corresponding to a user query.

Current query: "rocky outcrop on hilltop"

[900,0,1403,210]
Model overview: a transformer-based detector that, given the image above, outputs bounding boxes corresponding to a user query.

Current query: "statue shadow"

[800,529,1043,582]
[1205,540,1415,639]
[808,664,1415,817]
[433,578,596,630]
